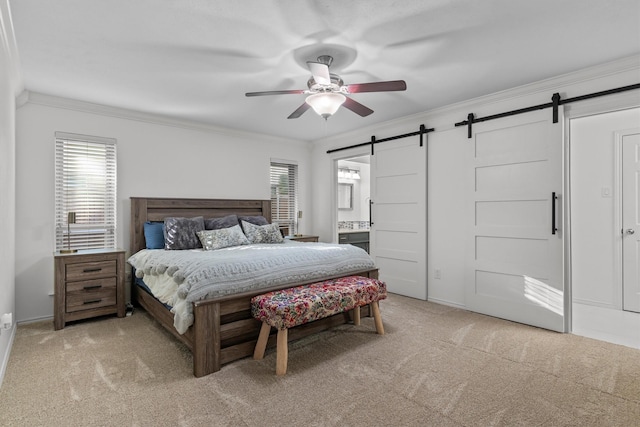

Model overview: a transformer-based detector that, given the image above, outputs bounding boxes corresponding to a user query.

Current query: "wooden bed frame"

[129,197,379,377]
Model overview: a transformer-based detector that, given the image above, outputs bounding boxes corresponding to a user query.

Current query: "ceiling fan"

[245,55,407,120]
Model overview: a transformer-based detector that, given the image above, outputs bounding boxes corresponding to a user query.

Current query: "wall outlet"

[1,313,12,330]
[434,269,441,279]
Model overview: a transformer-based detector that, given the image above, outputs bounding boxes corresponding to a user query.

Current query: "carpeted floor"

[1,294,638,426]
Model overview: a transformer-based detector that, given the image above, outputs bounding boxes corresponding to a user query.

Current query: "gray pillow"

[238,215,269,233]
[164,216,205,250]
[197,225,249,250]
[241,220,284,244]
[204,214,239,230]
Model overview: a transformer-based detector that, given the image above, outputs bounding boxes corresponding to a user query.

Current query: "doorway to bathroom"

[337,156,371,253]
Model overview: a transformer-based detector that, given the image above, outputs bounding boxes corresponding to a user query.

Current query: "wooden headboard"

[130,197,272,254]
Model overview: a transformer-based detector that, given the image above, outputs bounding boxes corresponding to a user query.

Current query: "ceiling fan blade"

[346,80,407,93]
[343,97,374,117]
[245,89,305,97]
[306,61,331,85]
[287,103,311,119]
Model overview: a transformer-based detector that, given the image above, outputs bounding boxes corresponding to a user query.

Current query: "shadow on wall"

[15,256,55,322]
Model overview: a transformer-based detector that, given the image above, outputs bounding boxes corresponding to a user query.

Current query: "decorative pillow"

[163,216,205,250]
[143,221,165,249]
[238,215,269,232]
[204,214,239,230]
[241,220,284,244]
[197,225,249,250]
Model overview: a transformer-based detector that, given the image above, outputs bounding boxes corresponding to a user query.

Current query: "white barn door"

[466,108,565,332]
[370,137,427,300]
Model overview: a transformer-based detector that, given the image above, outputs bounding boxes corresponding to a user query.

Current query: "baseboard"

[572,302,640,349]
[428,296,466,310]
[0,323,17,389]
[571,297,618,310]
[17,315,53,325]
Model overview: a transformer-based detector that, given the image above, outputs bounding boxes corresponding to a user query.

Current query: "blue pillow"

[144,221,165,249]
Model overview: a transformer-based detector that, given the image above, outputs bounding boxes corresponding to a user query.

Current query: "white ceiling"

[10,0,640,142]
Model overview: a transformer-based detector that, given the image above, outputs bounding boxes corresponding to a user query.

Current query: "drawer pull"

[83,299,102,305]
[83,268,102,273]
[83,285,102,290]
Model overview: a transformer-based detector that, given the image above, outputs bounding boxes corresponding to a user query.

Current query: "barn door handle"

[369,200,374,226]
[551,192,558,235]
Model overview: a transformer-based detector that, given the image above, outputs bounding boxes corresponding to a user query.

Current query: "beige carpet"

[1,294,638,426]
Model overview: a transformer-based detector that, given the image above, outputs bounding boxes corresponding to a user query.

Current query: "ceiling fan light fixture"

[305,92,346,119]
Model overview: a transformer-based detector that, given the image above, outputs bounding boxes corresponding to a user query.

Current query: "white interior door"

[466,108,565,332]
[622,130,640,313]
[370,137,427,299]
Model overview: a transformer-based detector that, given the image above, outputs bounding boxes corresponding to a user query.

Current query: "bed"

[129,197,379,377]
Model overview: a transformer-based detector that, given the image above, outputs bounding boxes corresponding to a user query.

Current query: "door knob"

[626,229,636,235]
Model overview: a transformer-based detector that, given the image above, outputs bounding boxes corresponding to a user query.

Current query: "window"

[55,132,117,251]
[270,161,298,236]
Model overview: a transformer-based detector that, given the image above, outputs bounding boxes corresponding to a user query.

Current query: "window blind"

[270,161,298,235]
[55,132,117,251]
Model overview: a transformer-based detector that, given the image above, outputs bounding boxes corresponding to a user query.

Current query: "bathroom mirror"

[338,183,353,210]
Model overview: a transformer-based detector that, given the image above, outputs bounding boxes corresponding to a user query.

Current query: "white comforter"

[128,240,375,333]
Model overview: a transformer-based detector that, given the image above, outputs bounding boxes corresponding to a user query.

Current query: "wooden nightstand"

[54,249,126,330]
[287,235,319,243]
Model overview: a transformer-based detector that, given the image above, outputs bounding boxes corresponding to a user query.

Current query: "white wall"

[311,56,640,310]
[0,0,22,386]
[14,97,311,322]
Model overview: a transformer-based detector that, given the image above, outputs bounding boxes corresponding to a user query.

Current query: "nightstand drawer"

[66,260,117,281]
[66,278,117,313]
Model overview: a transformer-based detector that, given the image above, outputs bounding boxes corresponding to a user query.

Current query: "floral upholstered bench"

[251,275,387,375]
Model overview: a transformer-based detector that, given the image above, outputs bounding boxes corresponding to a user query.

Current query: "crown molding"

[423,54,640,124]
[18,54,639,150]
[20,91,308,147]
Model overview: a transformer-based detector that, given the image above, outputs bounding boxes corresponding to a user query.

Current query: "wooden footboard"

[129,196,379,377]
[133,269,378,377]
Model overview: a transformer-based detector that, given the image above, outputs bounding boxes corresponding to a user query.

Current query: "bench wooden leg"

[371,301,384,335]
[276,328,288,375]
[353,306,361,326]
[254,322,271,360]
